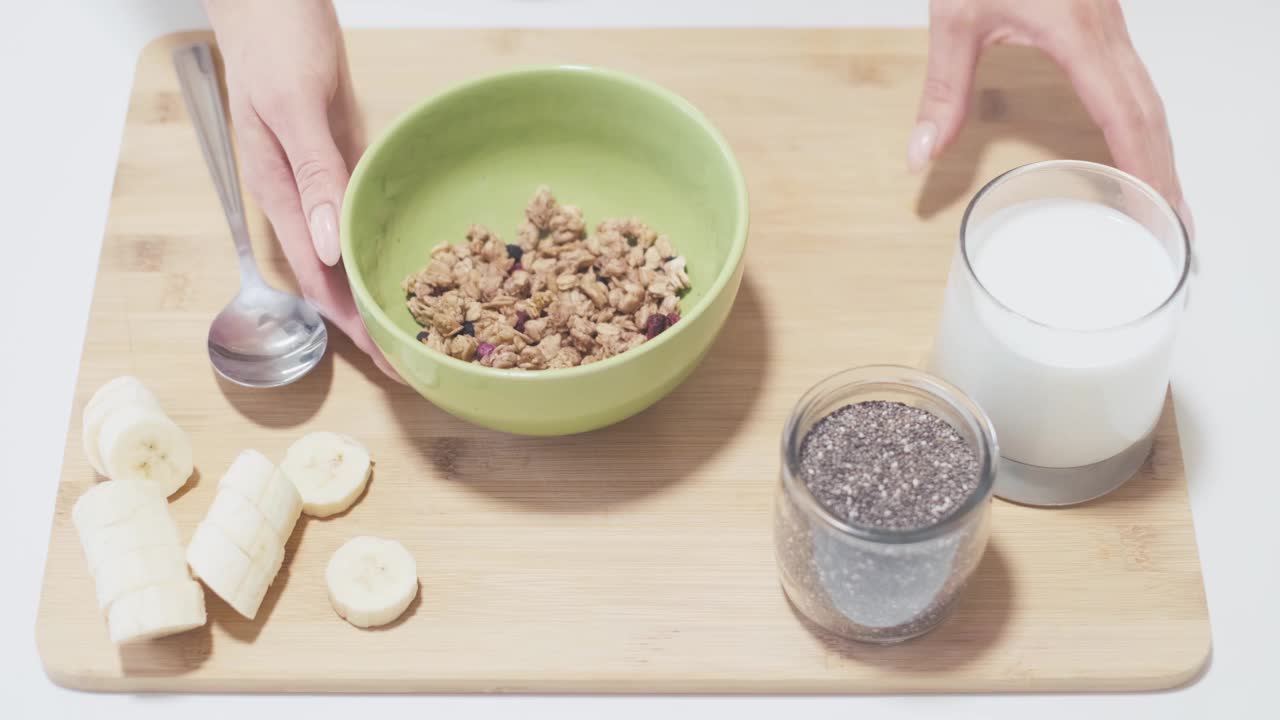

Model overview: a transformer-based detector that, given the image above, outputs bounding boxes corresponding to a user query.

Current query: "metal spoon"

[173,43,327,388]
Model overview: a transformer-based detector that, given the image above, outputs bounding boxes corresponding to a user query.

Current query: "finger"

[1102,4,1181,201]
[1041,25,1178,205]
[1113,44,1193,235]
[911,1,983,172]
[1047,41,1194,249]
[236,111,349,308]
[331,311,406,385]
[263,95,350,267]
[330,49,367,172]
[236,113,401,382]
[369,350,404,385]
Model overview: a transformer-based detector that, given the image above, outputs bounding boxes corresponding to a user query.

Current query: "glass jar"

[773,366,997,644]
[929,160,1190,506]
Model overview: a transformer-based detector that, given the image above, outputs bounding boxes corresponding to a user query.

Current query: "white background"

[1,1,1276,717]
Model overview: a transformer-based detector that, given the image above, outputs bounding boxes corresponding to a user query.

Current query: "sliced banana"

[79,499,182,575]
[81,376,161,476]
[71,478,163,535]
[107,579,207,644]
[186,521,284,620]
[93,543,189,609]
[217,449,302,541]
[204,487,284,559]
[279,432,372,518]
[72,480,205,643]
[325,536,418,628]
[96,406,194,497]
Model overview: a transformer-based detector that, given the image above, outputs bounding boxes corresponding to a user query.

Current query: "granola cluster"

[403,186,690,370]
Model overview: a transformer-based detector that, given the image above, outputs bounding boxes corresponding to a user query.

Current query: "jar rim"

[780,365,999,544]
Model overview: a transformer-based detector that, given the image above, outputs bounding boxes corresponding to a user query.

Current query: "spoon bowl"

[208,285,328,388]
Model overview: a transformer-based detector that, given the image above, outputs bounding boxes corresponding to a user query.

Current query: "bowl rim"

[340,63,751,381]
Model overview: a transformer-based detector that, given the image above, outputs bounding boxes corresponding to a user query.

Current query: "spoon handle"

[172,42,261,284]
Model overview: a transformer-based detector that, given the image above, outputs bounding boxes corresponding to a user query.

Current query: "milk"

[931,198,1182,469]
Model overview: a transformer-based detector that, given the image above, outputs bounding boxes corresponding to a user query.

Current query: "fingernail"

[309,203,341,266]
[907,121,938,174]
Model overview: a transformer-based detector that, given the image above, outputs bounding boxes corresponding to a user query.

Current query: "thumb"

[273,100,350,266]
[911,7,981,173]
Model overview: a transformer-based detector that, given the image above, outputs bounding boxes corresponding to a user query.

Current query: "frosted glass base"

[994,428,1156,507]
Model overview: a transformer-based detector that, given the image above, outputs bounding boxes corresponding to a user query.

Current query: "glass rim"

[780,365,999,544]
[959,159,1192,334]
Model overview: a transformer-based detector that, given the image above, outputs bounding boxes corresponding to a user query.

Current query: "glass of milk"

[930,160,1190,506]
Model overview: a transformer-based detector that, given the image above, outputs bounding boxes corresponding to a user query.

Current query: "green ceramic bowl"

[341,65,749,435]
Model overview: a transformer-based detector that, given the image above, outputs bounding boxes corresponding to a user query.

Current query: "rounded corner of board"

[1164,634,1214,691]
[36,645,96,693]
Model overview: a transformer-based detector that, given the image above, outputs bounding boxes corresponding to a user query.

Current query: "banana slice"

[71,478,163,535]
[205,485,284,557]
[81,376,161,476]
[72,480,201,640]
[107,579,207,644]
[279,432,372,518]
[96,406,194,497]
[217,449,302,542]
[186,521,284,620]
[93,543,189,609]
[78,499,182,575]
[325,536,418,628]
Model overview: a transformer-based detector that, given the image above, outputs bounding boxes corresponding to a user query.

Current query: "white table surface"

[2,0,1276,717]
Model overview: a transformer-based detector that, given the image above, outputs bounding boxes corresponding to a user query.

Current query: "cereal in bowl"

[403,186,690,370]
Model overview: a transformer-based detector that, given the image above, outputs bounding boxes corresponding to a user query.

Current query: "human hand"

[203,0,401,381]
[909,0,1192,234]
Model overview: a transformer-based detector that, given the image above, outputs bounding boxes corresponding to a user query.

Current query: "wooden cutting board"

[35,29,1210,693]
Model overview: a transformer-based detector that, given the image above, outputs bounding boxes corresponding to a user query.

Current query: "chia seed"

[775,399,991,643]
[799,401,979,531]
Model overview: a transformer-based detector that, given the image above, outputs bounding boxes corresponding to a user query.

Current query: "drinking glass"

[930,160,1190,506]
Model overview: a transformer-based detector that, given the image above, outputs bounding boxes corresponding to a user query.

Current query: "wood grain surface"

[35,29,1210,693]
